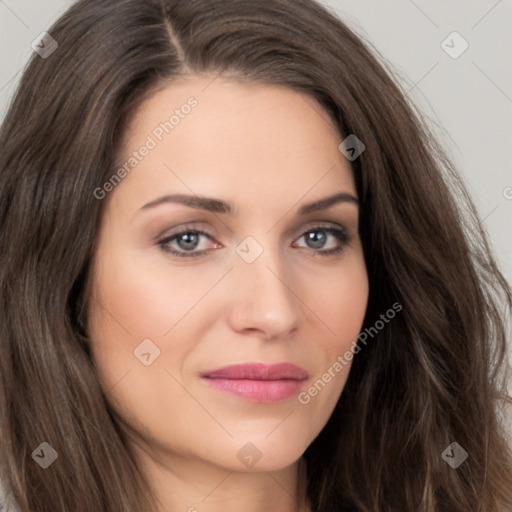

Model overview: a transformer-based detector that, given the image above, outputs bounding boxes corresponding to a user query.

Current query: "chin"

[210,435,310,473]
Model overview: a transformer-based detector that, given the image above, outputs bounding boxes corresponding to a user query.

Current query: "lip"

[200,363,309,403]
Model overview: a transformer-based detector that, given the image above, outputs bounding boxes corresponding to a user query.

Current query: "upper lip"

[200,363,308,380]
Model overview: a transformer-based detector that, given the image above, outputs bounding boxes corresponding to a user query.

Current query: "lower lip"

[201,377,305,403]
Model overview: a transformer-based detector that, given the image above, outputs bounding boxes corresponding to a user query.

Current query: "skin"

[87,75,369,512]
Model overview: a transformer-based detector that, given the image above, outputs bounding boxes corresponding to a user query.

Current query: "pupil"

[178,232,199,250]
[307,231,326,249]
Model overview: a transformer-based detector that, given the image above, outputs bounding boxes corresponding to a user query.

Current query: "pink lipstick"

[200,362,308,403]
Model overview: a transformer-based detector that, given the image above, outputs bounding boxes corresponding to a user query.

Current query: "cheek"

[305,249,369,349]
[86,246,210,443]
[294,251,368,420]
[86,240,234,401]
[88,243,219,341]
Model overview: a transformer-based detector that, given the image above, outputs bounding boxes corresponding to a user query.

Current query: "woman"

[0,0,511,511]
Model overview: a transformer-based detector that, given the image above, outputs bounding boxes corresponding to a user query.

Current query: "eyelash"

[157,224,351,259]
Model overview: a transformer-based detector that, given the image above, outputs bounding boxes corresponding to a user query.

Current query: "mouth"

[200,362,309,403]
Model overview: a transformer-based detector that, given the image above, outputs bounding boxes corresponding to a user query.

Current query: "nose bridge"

[230,234,299,336]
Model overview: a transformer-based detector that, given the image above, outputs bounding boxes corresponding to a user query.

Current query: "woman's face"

[87,75,368,473]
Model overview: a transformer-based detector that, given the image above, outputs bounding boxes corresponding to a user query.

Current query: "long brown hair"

[1,0,511,510]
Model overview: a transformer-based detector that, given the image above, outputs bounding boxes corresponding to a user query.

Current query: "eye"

[158,228,218,258]
[293,225,350,256]
[157,223,351,258]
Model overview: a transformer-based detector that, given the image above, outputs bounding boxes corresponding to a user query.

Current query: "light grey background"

[1,1,511,420]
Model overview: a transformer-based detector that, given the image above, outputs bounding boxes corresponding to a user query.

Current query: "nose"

[228,245,300,340]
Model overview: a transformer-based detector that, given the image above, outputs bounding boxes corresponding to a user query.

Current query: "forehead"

[111,75,356,211]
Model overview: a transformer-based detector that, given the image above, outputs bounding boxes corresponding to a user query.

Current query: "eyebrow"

[139,191,359,215]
